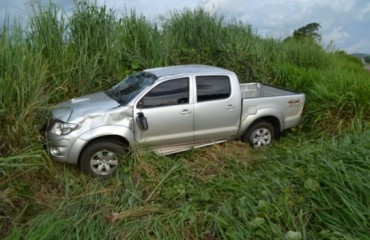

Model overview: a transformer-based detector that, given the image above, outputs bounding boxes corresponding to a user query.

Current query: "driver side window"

[140,78,189,108]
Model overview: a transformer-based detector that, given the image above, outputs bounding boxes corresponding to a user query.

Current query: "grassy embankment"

[1,2,369,239]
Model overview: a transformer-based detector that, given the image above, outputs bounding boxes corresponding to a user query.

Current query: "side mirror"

[136,112,148,131]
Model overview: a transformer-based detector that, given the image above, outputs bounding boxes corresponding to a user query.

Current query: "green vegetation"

[1,2,369,239]
[364,55,370,64]
[292,22,321,42]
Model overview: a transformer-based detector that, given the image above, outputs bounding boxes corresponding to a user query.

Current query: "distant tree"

[293,22,321,42]
[364,55,370,64]
[283,22,322,45]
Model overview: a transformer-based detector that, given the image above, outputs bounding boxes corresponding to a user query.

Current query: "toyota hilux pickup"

[46,65,305,177]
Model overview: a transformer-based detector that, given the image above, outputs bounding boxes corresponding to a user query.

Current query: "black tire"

[242,121,275,147]
[79,139,126,178]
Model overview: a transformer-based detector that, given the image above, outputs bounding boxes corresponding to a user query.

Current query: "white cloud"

[344,39,370,53]
[357,3,370,21]
[322,26,350,45]
[324,0,356,13]
[203,0,226,11]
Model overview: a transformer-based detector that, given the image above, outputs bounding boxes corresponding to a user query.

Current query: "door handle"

[225,104,236,110]
[180,109,192,115]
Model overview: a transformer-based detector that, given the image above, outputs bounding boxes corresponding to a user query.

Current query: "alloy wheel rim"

[251,128,272,147]
[90,150,119,175]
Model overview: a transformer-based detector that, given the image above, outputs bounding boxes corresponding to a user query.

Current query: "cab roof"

[144,64,234,78]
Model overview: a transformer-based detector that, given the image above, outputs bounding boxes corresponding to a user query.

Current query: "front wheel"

[79,140,127,178]
[242,121,275,147]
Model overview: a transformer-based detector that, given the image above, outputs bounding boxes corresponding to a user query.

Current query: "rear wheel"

[243,121,275,147]
[79,139,126,178]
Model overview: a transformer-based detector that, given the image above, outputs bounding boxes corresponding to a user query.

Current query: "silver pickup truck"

[46,65,305,177]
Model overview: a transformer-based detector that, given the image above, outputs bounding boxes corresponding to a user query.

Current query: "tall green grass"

[0,21,48,156]
[163,8,227,65]
[1,1,370,238]
[4,131,370,239]
[117,10,166,69]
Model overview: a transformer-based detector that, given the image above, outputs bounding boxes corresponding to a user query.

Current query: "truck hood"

[52,92,120,123]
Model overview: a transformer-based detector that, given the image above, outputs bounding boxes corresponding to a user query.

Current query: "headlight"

[51,121,79,135]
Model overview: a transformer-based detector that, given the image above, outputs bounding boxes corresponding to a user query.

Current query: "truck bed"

[240,83,299,98]
[239,82,305,132]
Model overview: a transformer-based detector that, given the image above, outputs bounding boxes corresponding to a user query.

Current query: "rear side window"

[140,78,189,108]
[196,76,231,102]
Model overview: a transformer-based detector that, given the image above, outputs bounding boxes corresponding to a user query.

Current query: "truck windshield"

[106,72,157,105]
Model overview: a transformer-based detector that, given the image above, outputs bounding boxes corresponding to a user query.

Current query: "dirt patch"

[364,64,370,71]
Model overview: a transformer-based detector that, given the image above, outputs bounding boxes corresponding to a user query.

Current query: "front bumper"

[46,132,86,164]
[47,132,76,163]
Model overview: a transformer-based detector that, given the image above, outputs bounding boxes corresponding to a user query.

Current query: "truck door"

[193,75,241,141]
[133,77,194,147]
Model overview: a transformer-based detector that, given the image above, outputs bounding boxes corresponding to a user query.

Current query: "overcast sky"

[1,0,369,53]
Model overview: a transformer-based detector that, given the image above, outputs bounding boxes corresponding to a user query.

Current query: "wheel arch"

[256,116,281,139]
[240,115,282,140]
[77,135,130,166]
[66,125,134,164]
